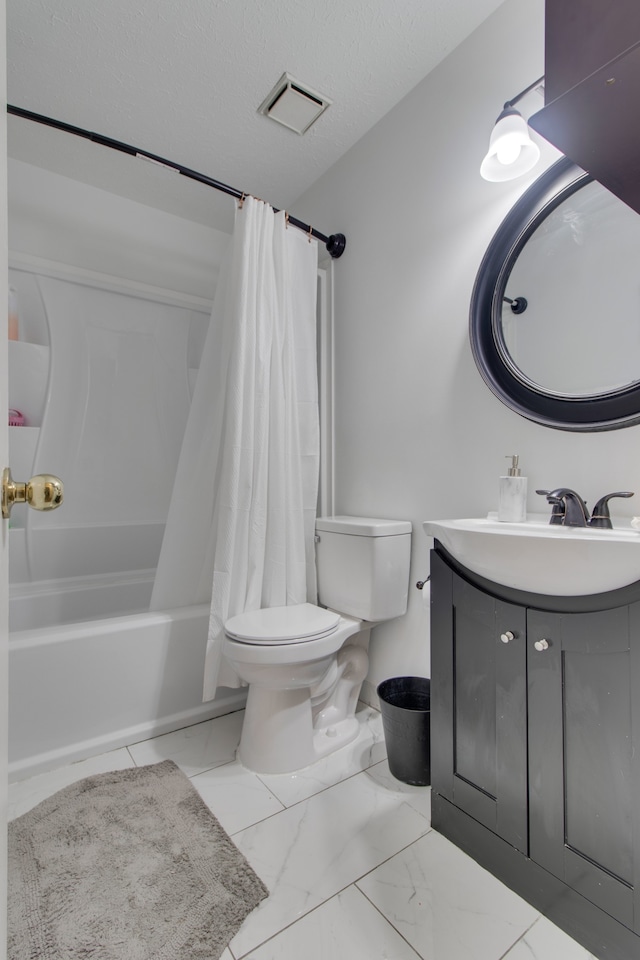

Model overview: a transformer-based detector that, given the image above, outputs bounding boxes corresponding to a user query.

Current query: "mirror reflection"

[470,157,640,431]
[499,179,640,398]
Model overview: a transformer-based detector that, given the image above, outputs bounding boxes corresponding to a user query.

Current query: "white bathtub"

[9,574,246,781]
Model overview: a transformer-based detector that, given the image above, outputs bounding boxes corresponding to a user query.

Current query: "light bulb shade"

[480,108,541,182]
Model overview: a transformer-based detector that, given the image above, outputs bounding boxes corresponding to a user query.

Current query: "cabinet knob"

[500,631,515,644]
[534,638,550,652]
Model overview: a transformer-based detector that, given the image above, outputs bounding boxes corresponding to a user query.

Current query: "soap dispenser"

[498,454,527,522]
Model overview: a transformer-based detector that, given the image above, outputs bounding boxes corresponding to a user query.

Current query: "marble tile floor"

[8,704,598,960]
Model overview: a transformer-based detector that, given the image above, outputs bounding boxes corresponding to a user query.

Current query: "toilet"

[224,516,412,774]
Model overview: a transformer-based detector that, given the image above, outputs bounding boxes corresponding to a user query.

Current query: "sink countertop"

[423,514,640,596]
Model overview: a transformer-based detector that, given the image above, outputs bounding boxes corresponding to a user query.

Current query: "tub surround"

[8,267,209,584]
[9,568,154,632]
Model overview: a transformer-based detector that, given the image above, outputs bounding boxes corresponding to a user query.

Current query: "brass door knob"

[2,467,64,519]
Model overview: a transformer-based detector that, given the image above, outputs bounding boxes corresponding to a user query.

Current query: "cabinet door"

[430,551,528,853]
[528,605,640,931]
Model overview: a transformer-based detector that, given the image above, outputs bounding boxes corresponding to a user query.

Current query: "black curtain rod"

[7,104,346,259]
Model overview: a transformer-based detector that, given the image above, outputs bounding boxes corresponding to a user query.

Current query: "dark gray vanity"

[455,12,640,942]
[430,542,640,960]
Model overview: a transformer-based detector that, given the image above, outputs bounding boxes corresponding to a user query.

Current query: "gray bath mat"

[8,759,268,959]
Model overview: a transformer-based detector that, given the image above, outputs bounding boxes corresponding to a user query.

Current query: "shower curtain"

[150,196,320,700]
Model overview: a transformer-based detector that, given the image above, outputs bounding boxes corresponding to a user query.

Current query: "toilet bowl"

[223,516,412,775]
[224,603,366,773]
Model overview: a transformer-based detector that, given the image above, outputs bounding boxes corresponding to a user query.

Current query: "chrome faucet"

[537,489,634,528]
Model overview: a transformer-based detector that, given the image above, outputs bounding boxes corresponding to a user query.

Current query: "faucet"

[537,489,634,528]
[589,491,634,529]
[536,488,590,527]
[535,489,566,525]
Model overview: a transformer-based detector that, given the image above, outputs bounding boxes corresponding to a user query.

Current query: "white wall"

[292,0,640,694]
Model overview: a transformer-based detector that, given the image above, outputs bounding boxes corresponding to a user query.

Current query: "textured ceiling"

[7,0,507,234]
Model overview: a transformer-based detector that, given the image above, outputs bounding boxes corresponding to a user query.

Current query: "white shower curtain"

[150,196,320,700]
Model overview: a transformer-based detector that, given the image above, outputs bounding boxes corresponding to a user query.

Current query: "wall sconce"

[480,76,544,182]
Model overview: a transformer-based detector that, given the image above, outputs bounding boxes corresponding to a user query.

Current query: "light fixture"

[480,76,544,182]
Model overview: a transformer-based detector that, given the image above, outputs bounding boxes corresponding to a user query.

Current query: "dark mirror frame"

[470,156,640,431]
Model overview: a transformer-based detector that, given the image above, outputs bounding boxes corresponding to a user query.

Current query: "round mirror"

[470,156,640,430]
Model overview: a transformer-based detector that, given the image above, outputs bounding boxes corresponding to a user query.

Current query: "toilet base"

[238,685,316,774]
[313,716,360,761]
[237,688,362,775]
[229,622,370,775]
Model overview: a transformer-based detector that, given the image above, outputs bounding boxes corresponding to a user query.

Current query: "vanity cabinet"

[431,545,640,959]
[430,553,527,853]
[528,604,639,931]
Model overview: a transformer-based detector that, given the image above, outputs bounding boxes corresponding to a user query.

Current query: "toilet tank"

[315,516,412,621]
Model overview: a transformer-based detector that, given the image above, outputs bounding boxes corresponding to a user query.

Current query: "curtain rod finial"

[326,234,346,259]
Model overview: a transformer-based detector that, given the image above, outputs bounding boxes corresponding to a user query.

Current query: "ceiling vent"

[258,73,331,135]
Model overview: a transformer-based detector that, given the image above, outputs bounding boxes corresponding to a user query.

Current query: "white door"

[0,0,10,954]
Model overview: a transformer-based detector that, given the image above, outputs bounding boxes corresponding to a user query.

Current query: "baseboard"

[9,690,247,783]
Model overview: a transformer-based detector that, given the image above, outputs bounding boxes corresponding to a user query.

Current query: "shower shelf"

[8,340,49,428]
[8,426,40,502]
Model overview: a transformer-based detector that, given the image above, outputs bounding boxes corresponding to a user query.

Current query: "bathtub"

[8,572,246,781]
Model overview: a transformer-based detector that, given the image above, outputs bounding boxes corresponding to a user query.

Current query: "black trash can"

[377,676,431,786]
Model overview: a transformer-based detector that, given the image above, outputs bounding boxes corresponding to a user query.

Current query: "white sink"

[423,514,640,596]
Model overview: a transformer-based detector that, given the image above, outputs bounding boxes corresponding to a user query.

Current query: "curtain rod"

[7,104,347,259]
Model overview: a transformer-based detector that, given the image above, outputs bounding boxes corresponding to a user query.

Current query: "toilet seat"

[225,602,341,646]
